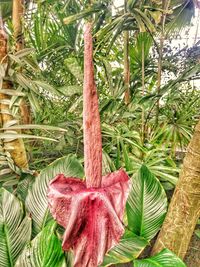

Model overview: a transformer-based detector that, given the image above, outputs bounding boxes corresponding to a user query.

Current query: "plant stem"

[12,0,32,125]
[141,41,145,146]
[155,0,171,125]
[124,0,130,105]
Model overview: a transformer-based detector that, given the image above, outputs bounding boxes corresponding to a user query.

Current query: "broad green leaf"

[101,230,148,267]
[0,188,31,267]
[127,165,167,240]
[134,248,186,267]
[25,155,84,235]
[15,222,66,267]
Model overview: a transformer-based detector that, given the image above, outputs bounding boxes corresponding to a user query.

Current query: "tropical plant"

[0,0,199,266]
[0,153,186,266]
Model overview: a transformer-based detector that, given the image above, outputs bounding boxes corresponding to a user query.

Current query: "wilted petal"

[48,170,130,267]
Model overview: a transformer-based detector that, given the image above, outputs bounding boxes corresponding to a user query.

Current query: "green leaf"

[1,124,68,132]
[126,165,168,240]
[0,0,12,20]
[0,133,58,142]
[63,3,104,25]
[14,48,35,58]
[0,188,31,267]
[58,85,82,96]
[64,58,83,83]
[101,230,148,267]
[195,229,200,239]
[33,80,61,96]
[25,155,84,235]
[134,248,187,267]
[15,221,66,267]
[16,173,35,202]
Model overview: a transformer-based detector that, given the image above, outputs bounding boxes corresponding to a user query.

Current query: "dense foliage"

[0,0,200,266]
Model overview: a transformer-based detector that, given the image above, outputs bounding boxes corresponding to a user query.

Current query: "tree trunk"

[152,120,200,259]
[0,19,28,169]
[12,0,32,125]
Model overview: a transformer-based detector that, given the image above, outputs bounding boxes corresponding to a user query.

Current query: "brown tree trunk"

[0,19,28,169]
[12,0,32,125]
[152,120,200,259]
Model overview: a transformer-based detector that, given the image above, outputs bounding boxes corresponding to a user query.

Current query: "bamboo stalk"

[12,0,32,125]
[0,19,28,169]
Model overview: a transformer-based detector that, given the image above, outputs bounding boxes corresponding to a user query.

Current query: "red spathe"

[48,169,130,267]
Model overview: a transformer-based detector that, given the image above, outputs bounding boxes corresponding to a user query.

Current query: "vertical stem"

[12,0,24,51]
[141,42,145,146]
[155,0,171,125]
[12,0,32,125]
[83,23,102,188]
[124,0,130,105]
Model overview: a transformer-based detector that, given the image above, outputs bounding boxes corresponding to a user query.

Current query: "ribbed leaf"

[0,188,31,267]
[134,248,186,267]
[0,133,57,142]
[126,165,167,240]
[15,222,66,267]
[101,230,148,267]
[1,124,68,132]
[25,155,84,235]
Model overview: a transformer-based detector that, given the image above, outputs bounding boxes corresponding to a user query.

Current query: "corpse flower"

[48,23,130,267]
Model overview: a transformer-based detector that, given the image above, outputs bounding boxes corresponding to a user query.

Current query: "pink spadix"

[48,23,130,267]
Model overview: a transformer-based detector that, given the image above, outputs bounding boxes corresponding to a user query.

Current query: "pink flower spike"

[83,23,102,188]
[47,23,131,267]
